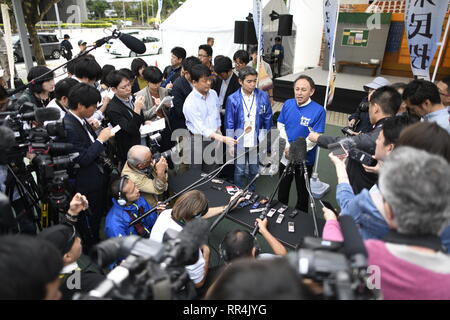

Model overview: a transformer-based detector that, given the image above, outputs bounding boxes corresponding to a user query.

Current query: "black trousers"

[278,163,313,213]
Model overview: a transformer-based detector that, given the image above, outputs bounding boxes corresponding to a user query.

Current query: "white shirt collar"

[297,98,312,107]
[61,262,79,274]
[241,88,255,98]
[193,88,209,100]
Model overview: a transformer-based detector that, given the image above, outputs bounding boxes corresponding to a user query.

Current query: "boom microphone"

[119,32,146,55]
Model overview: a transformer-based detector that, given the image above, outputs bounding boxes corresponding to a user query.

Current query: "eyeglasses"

[439,90,450,97]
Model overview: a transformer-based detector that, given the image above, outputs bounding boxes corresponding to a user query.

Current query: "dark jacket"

[317,118,389,194]
[348,97,372,133]
[15,88,48,110]
[162,65,181,88]
[105,95,145,162]
[62,112,107,194]
[212,73,241,109]
[169,76,192,131]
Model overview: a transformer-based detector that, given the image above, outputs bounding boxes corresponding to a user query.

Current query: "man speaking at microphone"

[277,75,326,213]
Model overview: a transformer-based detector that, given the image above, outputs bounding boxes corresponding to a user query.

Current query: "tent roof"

[160,0,291,33]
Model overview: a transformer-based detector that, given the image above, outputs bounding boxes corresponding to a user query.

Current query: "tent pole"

[431,13,450,82]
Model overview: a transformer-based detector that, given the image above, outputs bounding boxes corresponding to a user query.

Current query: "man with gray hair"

[322,146,450,299]
[121,145,168,207]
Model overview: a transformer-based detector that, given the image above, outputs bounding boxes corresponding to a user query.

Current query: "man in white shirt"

[182,64,237,172]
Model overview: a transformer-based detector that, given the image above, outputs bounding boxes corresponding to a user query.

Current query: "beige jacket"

[135,86,169,120]
[121,162,168,207]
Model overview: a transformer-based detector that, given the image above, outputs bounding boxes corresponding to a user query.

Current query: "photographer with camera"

[121,145,168,207]
[322,147,450,299]
[308,86,401,194]
[62,82,115,252]
[347,77,390,134]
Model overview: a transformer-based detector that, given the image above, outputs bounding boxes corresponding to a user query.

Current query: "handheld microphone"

[119,32,146,55]
[338,215,368,269]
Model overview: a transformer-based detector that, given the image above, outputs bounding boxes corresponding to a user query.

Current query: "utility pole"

[146,0,149,25]
[123,1,126,20]
[11,0,33,72]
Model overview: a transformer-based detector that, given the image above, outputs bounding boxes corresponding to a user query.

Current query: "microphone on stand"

[209,173,261,232]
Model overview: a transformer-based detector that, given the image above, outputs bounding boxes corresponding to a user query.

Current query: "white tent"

[160,0,296,76]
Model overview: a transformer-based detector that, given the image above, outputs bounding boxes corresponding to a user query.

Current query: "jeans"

[234,147,259,192]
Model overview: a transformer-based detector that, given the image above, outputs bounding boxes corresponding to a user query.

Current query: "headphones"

[116,175,128,206]
[219,230,261,263]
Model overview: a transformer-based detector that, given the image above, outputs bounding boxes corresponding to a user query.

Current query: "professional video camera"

[0,105,78,229]
[286,215,380,300]
[75,219,209,300]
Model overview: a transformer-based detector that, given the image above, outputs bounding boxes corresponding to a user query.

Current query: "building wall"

[44,0,88,23]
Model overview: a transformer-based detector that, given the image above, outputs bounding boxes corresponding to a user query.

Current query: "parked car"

[109,31,162,57]
[13,33,62,63]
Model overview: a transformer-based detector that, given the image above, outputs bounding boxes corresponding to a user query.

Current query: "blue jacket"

[337,182,450,253]
[224,88,272,145]
[105,196,158,238]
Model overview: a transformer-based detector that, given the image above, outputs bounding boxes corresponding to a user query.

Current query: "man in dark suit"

[212,56,241,182]
[62,83,115,252]
[169,56,202,131]
[105,70,146,164]
[212,56,241,113]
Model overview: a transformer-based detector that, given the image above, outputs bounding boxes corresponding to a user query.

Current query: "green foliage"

[86,0,110,18]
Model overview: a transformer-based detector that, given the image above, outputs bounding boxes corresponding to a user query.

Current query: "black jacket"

[169,76,192,131]
[317,118,390,194]
[212,73,241,109]
[62,112,107,194]
[105,96,144,162]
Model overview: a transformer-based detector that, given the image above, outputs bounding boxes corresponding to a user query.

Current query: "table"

[337,61,380,77]
[168,168,325,249]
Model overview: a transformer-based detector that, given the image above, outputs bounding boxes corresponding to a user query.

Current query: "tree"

[87,0,110,19]
[21,0,62,66]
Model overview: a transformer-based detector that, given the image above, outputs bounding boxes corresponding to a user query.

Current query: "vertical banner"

[1,4,14,89]
[323,0,339,108]
[156,0,163,24]
[253,0,264,75]
[405,0,449,80]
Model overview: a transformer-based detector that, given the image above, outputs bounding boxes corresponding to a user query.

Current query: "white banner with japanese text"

[405,0,449,79]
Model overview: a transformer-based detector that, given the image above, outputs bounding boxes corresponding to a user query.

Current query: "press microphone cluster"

[0,107,61,123]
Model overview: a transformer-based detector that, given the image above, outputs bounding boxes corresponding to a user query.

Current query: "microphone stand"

[128,147,252,227]
[209,173,260,232]
[301,160,319,237]
[8,30,121,97]
[251,160,293,237]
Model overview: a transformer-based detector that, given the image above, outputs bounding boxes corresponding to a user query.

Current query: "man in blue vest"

[225,66,272,191]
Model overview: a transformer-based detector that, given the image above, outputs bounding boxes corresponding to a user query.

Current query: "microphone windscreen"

[338,215,368,258]
[34,107,61,122]
[296,137,307,161]
[339,137,356,151]
[177,219,209,265]
[0,126,16,150]
[119,33,146,54]
[288,137,306,163]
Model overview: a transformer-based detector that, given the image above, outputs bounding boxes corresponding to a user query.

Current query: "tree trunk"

[27,21,46,66]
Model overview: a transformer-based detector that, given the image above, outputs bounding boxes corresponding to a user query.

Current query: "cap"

[37,224,78,256]
[64,34,70,39]
[78,40,87,46]
[363,76,390,91]
[214,56,233,74]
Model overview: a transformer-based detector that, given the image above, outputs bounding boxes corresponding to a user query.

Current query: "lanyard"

[242,93,255,118]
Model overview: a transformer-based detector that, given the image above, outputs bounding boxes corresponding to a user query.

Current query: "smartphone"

[319,200,339,216]
[288,221,295,232]
[267,208,277,217]
[211,179,224,184]
[250,194,259,203]
[289,209,299,218]
[328,142,348,157]
[276,214,285,224]
[250,207,265,213]
[349,149,378,167]
[251,202,261,209]
[278,205,288,213]
[245,192,253,200]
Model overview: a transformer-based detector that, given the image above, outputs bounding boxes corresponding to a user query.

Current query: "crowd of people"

[0,36,450,300]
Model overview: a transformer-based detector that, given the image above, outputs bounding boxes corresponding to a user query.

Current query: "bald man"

[121,145,169,206]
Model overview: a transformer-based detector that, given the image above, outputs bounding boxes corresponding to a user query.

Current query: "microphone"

[210,173,260,232]
[0,107,61,122]
[338,215,368,269]
[0,126,16,150]
[119,32,146,55]
[165,218,210,267]
[295,137,307,163]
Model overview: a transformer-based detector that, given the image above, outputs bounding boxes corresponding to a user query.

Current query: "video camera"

[75,219,209,300]
[286,215,380,300]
